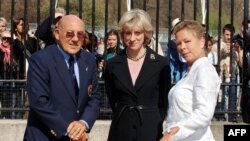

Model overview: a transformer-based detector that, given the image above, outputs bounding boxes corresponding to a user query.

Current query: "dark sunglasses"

[2,37,11,41]
[65,31,85,40]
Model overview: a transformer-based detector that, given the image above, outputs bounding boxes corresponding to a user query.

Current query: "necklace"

[126,48,147,61]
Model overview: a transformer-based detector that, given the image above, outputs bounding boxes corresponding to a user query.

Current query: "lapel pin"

[87,84,93,96]
[150,54,155,60]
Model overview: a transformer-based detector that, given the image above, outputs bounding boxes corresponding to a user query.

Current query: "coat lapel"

[77,51,89,105]
[112,53,137,96]
[51,46,77,105]
[134,48,160,91]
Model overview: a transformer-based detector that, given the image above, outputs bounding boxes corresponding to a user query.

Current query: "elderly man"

[23,15,100,141]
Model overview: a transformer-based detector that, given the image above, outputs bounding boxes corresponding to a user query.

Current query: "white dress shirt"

[163,57,220,141]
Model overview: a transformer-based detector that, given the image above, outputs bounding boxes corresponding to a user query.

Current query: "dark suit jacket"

[104,47,171,141]
[23,44,100,141]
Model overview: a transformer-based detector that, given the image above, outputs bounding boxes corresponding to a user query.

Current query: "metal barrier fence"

[0,80,113,120]
[0,80,27,119]
[0,79,243,122]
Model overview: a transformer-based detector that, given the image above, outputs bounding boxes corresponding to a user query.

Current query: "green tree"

[55,0,105,26]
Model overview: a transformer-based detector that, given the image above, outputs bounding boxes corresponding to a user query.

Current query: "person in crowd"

[217,24,239,122]
[206,33,218,67]
[97,37,105,56]
[233,38,244,115]
[234,20,250,42]
[0,17,8,46]
[23,15,100,141]
[148,36,164,56]
[212,24,235,55]
[234,20,250,124]
[97,55,105,80]
[12,17,38,79]
[11,17,38,119]
[103,29,122,61]
[82,30,90,50]
[0,31,17,118]
[0,17,7,38]
[36,7,66,48]
[160,20,220,141]
[104,9,171,141]
[168,18,187,84]
[0,31,17,79]
[233,20,250,79]
[233,38,243,73]
[83,31,98,56]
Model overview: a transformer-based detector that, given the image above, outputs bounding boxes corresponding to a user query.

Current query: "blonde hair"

[118,9,153,46]
[173,20,205,39]
[0,17,7,26]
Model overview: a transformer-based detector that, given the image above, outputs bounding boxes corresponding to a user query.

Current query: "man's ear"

[54,29,60,40]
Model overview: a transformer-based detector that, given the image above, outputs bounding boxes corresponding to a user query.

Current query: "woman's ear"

[200,37,206,49]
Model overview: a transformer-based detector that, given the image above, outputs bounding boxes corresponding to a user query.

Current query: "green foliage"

[40,0,50,20]
[56,0,105,26]
[208,10,239,36]
[0,0,244,31]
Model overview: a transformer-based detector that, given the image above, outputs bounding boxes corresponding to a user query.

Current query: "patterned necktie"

[68,56,79,101]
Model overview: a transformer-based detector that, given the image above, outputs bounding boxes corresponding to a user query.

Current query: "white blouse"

[163,57,220,141]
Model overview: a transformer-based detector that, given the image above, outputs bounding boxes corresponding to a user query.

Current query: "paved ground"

[0,119,249,141]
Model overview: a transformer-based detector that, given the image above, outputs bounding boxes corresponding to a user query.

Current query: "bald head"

[58,15,84,30]
[54,15,85,55]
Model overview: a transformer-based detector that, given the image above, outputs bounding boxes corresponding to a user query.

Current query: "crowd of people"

[0,6,249,141]
[0,16,39,119]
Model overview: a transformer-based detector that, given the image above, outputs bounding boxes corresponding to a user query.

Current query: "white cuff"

[79,120,89,131]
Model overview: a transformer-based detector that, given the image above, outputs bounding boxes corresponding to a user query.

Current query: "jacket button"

[77,110,80,114]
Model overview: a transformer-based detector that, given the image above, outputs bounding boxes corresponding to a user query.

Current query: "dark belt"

[116,104,158,125]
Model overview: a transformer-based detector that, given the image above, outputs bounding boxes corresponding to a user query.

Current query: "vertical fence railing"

[37,0,41,51]
[79,0,83,19]
[155,0,160,53]
[104,0,108,51]
[91,0,96,53]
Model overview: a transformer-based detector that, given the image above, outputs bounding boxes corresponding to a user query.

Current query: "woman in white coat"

[160,20,220,141]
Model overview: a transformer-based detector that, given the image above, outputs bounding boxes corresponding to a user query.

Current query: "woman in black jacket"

[104,9,171,141]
